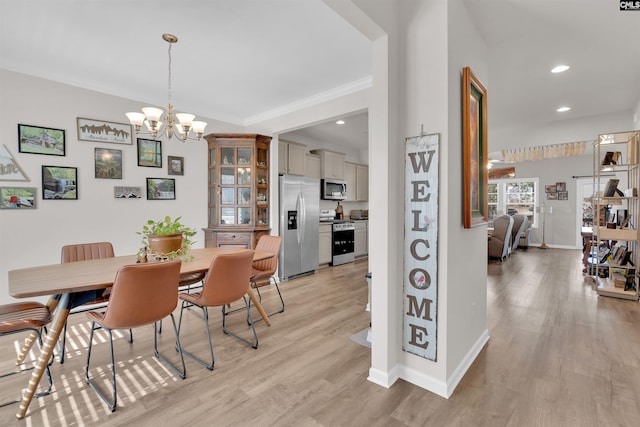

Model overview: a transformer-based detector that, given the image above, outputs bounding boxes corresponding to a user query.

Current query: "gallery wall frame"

[18,124,65,156]
[0,186,36,209]
[94,148,122,179]
[462,66,488,228]
[77,118,133,144]
[42,165,77,200]
[137,138,162,168]
[168,156,184,176]
[0,144,30,181]
[146,178,175,200]
[114,186,142,199]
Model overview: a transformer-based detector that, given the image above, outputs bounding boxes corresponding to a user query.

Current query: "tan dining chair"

[0,302,53,407]
[250,235,284,317]
[84,259,185,412]
[177,251,256,371]
[59,242,133,364]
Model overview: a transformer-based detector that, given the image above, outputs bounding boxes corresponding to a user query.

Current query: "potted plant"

[138,216,197,260]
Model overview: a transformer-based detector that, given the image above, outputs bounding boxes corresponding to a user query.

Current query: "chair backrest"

[99,260,182,329]
[197,251,255,307]
[492,215,512,243]
[252,235,282,275]
[511,214,528,250]
[61,242,114,263]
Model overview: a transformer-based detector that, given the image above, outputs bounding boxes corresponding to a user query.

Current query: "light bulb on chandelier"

[126,34,207,142]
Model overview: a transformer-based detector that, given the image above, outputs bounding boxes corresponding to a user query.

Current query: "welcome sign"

[404,133,439,361]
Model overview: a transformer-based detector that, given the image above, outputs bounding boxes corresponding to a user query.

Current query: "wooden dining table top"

[9,247,272,299]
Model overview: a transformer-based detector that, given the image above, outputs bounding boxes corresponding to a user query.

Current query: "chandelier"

[126,34,207,142]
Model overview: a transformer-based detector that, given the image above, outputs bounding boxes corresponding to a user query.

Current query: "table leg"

[16,293,70,420]
[16,296,60,365]
[246,289,271,327]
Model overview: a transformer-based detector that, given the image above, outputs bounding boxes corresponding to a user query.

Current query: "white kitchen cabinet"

[344,162,356,201]
[279,140,306,175]
[319,223,332,265]
[345,161,368,201]
[305,154,321,179]
[356,164,368,201]
[310,149,345,180]
[354,221,368,257]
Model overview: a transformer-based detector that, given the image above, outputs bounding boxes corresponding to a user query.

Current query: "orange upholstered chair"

[84,260,185,412]
[250,235,283,317]
[0,302,53,407]
[177,251,255,370]
[59,242,132,364]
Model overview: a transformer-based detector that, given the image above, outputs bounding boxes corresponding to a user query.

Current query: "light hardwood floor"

[2,249,640,426]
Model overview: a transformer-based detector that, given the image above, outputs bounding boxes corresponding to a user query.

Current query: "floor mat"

[350,328,371,348]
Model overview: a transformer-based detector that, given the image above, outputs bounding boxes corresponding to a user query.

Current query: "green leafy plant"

[137,216,197,260]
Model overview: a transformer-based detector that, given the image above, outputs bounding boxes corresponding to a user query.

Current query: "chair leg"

[59,321,67,364]
[177,300,215,370]
[222,296,258,349]
[153,314,186,379]
[0,328,54,408]
[85,322,117,412]
[249,276,285,320]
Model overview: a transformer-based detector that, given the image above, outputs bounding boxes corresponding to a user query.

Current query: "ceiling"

[1,1,639,155]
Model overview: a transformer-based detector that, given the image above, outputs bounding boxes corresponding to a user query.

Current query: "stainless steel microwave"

[321,178,347,200]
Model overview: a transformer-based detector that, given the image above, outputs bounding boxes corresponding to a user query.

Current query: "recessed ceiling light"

[557,106,571,112]
[336,120,345,125]
[551,65,570,73]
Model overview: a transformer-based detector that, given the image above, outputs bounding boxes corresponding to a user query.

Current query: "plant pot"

[148,234,183,256]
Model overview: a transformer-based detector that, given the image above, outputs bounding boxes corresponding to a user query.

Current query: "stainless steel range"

[332,220,355,266]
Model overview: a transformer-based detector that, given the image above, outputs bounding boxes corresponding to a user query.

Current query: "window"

[488,178,539,227]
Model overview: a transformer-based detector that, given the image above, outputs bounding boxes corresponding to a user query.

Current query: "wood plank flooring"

[2,249,640,426]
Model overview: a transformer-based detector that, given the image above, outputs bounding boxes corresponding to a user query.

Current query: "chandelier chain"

[167,42,172,106]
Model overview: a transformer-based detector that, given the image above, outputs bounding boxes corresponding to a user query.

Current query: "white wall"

[0,69,243,304]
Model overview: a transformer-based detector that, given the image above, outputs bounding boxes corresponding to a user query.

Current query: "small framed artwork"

[168,156,184,176]
[42,166,77,200]
[94,148,122,179]
[545,185,557,193]
[547,192,558,200]
[462,66,488,228]
[0,144,29,181]
[114,186,142,199]
[137,138,162,167]
[77,118,133,144]
[557,191,568,200]
[146,178,175,200]
[0,187,36,209]
[18,124,65,156]
[556,182,566,192]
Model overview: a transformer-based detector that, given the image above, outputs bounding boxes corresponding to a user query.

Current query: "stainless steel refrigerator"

[279,175,320,280]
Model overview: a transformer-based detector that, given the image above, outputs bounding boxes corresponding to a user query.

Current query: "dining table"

[7,247,273,419]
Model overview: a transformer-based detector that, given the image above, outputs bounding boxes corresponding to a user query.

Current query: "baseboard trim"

[368,365,400,389]
[445,329,489,397]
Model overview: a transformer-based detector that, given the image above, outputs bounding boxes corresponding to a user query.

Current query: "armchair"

[488,215,514,261]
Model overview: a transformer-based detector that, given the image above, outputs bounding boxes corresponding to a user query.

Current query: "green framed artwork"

[462,66,488,228]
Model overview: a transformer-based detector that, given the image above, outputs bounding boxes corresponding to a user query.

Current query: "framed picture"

[77,118,133,144]
[557,191,568,200]
[137,138,162,167]
[547,192,558,200]
[462,66,488,228]
[604,178,620,197]
[18,124,65,156]
[545,184,557,193]
[0,186,36,209]
[556,182,566,192]
[168,156,184,176]
[114,186,142,199]
[94,148,122,179]
[0,144,29,181]
[146,178,175,200]
[42,166,77,200]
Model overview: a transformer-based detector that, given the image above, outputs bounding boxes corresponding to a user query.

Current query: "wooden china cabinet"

[203,133,271,249]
